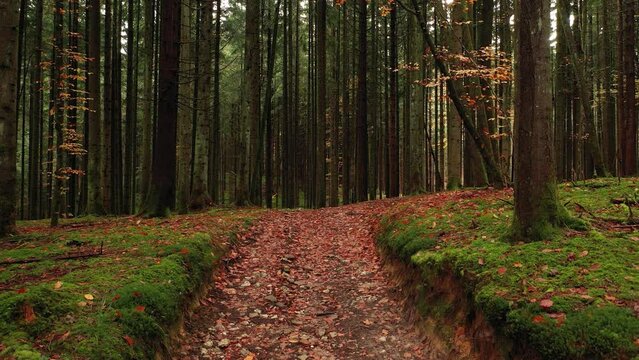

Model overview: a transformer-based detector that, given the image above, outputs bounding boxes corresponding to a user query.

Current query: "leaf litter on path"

[174,200,428,359]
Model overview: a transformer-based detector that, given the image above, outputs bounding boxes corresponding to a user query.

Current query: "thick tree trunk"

[210,0,223,204]
[513,0,568,242]
[141,0,181,217]
[0,0,19,237]
[617,0,637,176]
[50,0,65,227]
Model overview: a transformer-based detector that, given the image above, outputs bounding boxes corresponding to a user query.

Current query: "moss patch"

[378,179,639,360]
[0,208,261,359]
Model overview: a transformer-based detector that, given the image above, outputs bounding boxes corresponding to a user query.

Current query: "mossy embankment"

[378,179,639,360]
[0,208,261,360]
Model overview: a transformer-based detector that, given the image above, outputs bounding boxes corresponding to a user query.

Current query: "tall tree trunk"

[618,0,637,176]
[388,2,399,198]
[50,0,65,227]
[246,0,262,205]
[513,0,567,242]
[447,0,464,189]
[191,0,214,209]
[355,0,368,202]
[211,0,222,203]
[601,0,617,173]
[141,0,181,217]
[316,0,327,207]
[140,0,154,211]
[177,0,193,213]
[124,0,136,213]
[263,0,281,209]
[0,0,19,237]
[28,0,44,219]
[342,4,351,205]
[103,0,113,213]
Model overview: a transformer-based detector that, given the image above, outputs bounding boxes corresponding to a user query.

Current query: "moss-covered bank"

[0,209,261,359]
[378,179,639,360]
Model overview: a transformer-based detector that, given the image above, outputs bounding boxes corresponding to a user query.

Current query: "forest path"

[174,200,429,359]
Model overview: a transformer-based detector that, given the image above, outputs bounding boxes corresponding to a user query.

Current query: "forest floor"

[174,200,429,360]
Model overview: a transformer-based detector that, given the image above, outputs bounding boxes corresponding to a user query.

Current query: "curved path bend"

[174,201,429,359]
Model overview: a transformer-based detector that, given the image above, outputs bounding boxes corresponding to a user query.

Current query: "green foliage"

[378,179,639,359]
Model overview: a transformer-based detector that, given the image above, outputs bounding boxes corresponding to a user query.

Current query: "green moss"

[1,209,261,359]
[378,178,639,359]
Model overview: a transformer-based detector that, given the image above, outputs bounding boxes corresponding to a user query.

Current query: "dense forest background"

[0,0,637,222]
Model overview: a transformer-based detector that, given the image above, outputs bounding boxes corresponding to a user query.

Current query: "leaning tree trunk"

[0,0,20,237]
[512,0,570,242]
[141,0,181,217]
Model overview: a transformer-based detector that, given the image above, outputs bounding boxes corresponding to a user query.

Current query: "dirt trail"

[174,200,428,359]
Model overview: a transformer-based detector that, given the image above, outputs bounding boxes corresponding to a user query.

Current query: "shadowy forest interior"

[1,0,639,359]
[5,0,636,221]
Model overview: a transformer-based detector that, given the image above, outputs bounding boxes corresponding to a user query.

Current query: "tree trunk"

[617,0,637,176]
[246,0,262,205]
[355,0,368,202]
[191,0,214,210]
[141,0,181,217]
[176,0,193,213]
[50,0,65,227]
[140,0,154,211]
[388,2,399,198]
[28,0,44,219]
[0,0,19,237]
[513,0,567,242]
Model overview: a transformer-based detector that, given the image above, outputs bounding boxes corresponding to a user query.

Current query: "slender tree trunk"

[246,0,262,205]
[211,0,222,204]
[124,0,136,213]
[140,0,154,211]
[315,0,327,207]
[388,2,399,198]
[50,0,65,227]
[141,0,181,217]
[342,4,351,205]
[447,1,464,189]
[191,0,214,209]
[28,0,44,219]
[176,0,193,213]
[355,0,368,202]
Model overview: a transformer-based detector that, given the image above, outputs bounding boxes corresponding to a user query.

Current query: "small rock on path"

[174,200,428,359]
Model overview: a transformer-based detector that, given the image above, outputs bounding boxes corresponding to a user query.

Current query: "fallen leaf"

[54,281,63,290]
[579,250,589,258]
[244,354,256,360]
[513,262,523,268]
[22,303,36,323]
[478,258,485,266]
[84,294,94,301]
[77,301,87,307]
[123,335,135,346]
[532,315,545,324]
[497,267,507,275]
[539,299,554,309]
[16,288,27,294]
[134,305,145,312]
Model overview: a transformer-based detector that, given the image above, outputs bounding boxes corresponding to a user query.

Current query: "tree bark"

[0,0,19,237]
[355,0,368,202]
[141,0,181,217]
[512,0,567,241]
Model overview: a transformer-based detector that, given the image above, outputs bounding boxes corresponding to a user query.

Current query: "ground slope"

[175,201,428,359]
